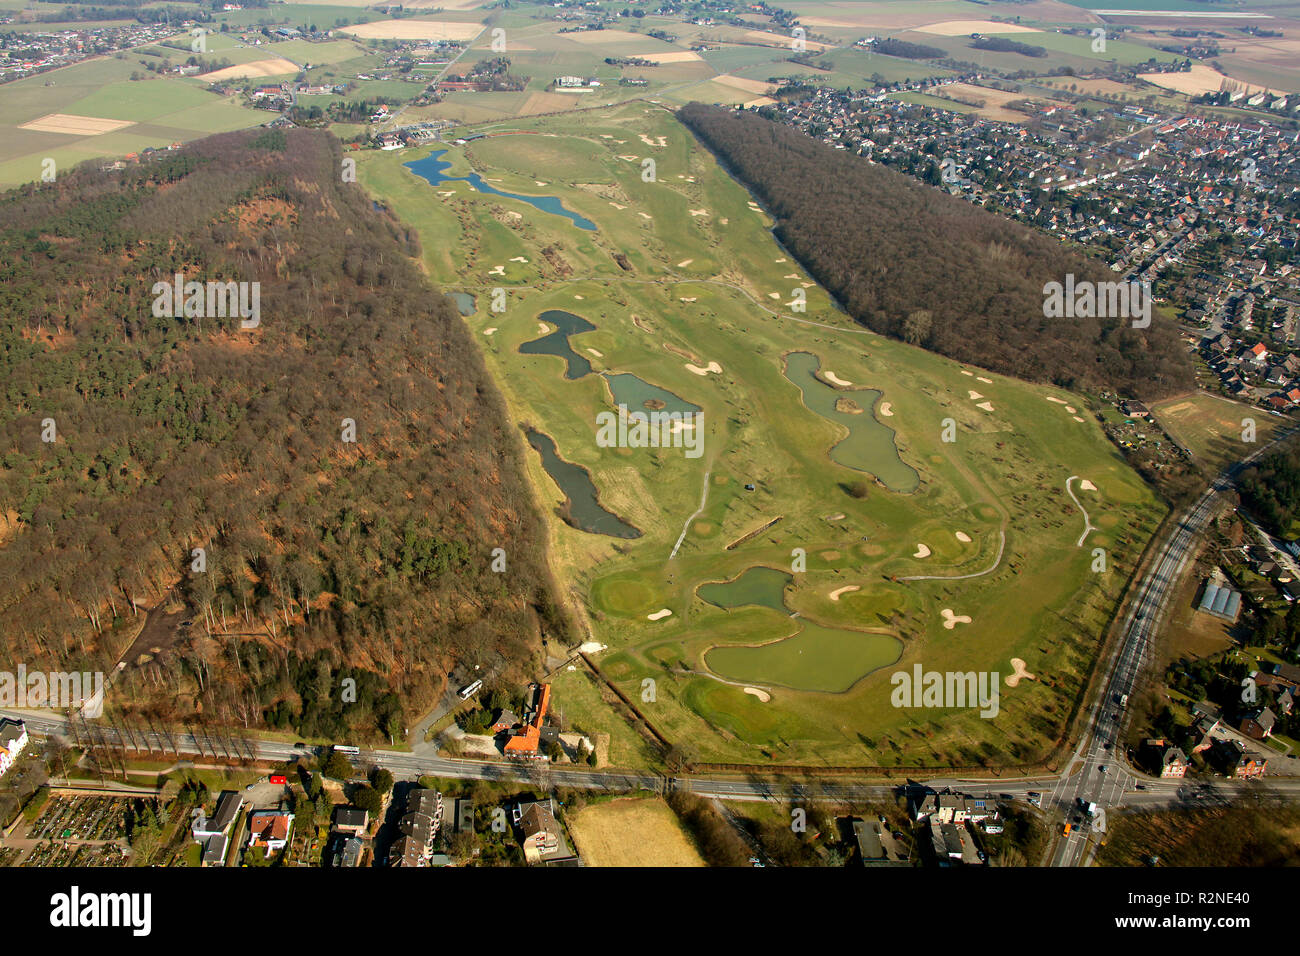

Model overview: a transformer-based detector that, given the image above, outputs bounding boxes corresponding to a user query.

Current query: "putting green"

[705,620,902,693]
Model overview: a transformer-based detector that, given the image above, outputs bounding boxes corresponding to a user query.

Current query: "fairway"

[358,97,1166,769]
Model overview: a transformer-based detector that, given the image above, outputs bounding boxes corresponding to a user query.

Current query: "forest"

[1237,438,1300,537]
[0,129,565,739]
[678,103,1194,400]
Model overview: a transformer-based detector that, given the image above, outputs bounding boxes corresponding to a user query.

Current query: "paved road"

[1048,427,1297,866]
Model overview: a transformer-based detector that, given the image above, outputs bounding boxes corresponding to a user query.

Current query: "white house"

[0,718,28,774]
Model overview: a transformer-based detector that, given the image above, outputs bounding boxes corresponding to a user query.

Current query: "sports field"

[358,99,1166,769]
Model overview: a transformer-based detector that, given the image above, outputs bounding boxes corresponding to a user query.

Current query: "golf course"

[358,99,1166,768]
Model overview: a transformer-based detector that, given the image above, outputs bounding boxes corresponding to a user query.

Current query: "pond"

[697,566,792,613]
[524,427,641,538]
[519,309,596,380]
[405,149,597,231]
[448,292,476,316]
[604,373,701,416]
[783,351,919,493]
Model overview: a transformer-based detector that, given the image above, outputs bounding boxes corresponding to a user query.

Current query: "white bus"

[333,744,360,757]
[458,679,483,700]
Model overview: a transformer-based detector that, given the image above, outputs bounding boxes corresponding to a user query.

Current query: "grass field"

[0,51,267,188]
[567,797,706,866]
[1150,391,1280,472]
[358,99,1167,769]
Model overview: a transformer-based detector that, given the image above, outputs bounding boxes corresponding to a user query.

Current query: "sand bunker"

[1005,658,1037,687]
[677,259,693,267]
[647,608,673,621]
[826,513,845,521]
[941,608,972,629]
[878,402,893,417]
[679,296,697,303]
[977,377,992,384]
[767,292,780,299]
[1064,406,1076,414]
[1079,479,1097,492]
[913,543,931,558]
[976,401,995,412]
[609,202,626,209]
[510,256,529,263]
[1046,396,1069,405]
[1072,416,1085,423]
[961,370,974,376]
[488,265,505,276]
[579,641,607,654]
[689,209,707,217]
[968,390,983,400]
[828,585,860,602]
[483,327,497,336]
[686,361,722,376]
[574,295,584,300]
[586,348,603,357]
[537,321,550,333]
[955,531,972,543]
[743,687,771,702]
[823,371,853,387]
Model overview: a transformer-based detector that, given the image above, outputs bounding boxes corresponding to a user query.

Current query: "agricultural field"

[0,50,268,189]
[567,796,706,866]
[358,99,1166,770]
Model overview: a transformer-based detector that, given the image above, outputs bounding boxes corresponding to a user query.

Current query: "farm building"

[1197,580,1242,622]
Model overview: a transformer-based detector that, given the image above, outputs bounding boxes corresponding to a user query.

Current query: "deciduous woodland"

[678,103,1193,401]
[0,128,563,738]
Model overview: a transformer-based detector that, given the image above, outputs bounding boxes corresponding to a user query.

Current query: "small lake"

[783,351,919,493]
[449,292,476,316]
[405,150,597,231]
[604,373,701,416]
[525,427,641,538]
[697,567,792,613]
[519,309,596,379]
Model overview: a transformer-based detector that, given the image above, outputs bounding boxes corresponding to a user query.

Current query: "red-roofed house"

[247,810,292,854]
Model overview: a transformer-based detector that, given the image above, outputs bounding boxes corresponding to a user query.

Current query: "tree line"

[677,103,1193,400]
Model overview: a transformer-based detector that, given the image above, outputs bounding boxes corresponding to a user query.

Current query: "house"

[391,788,443,865]
[201,834,228,867]
[0,718,28,774]
[1240,706,1276,740]
[334,836,364,868]
[503,683,551,757]
[389,834,427,867]
[516,797,577,865]
[1212,738,1268,778]
[332,806,369,835]
[851,818,908,866]
[246,810,292,854]
[193,790,243,840]
[912,791,998,825]
[1270,661,1300,688]
[491,709,519,733]
[1121,400,1150,419]
[1145,739,1188,777]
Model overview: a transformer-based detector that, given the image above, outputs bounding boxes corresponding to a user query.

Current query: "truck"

[1118,693,1128,707]
[1063,822,1073,835]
